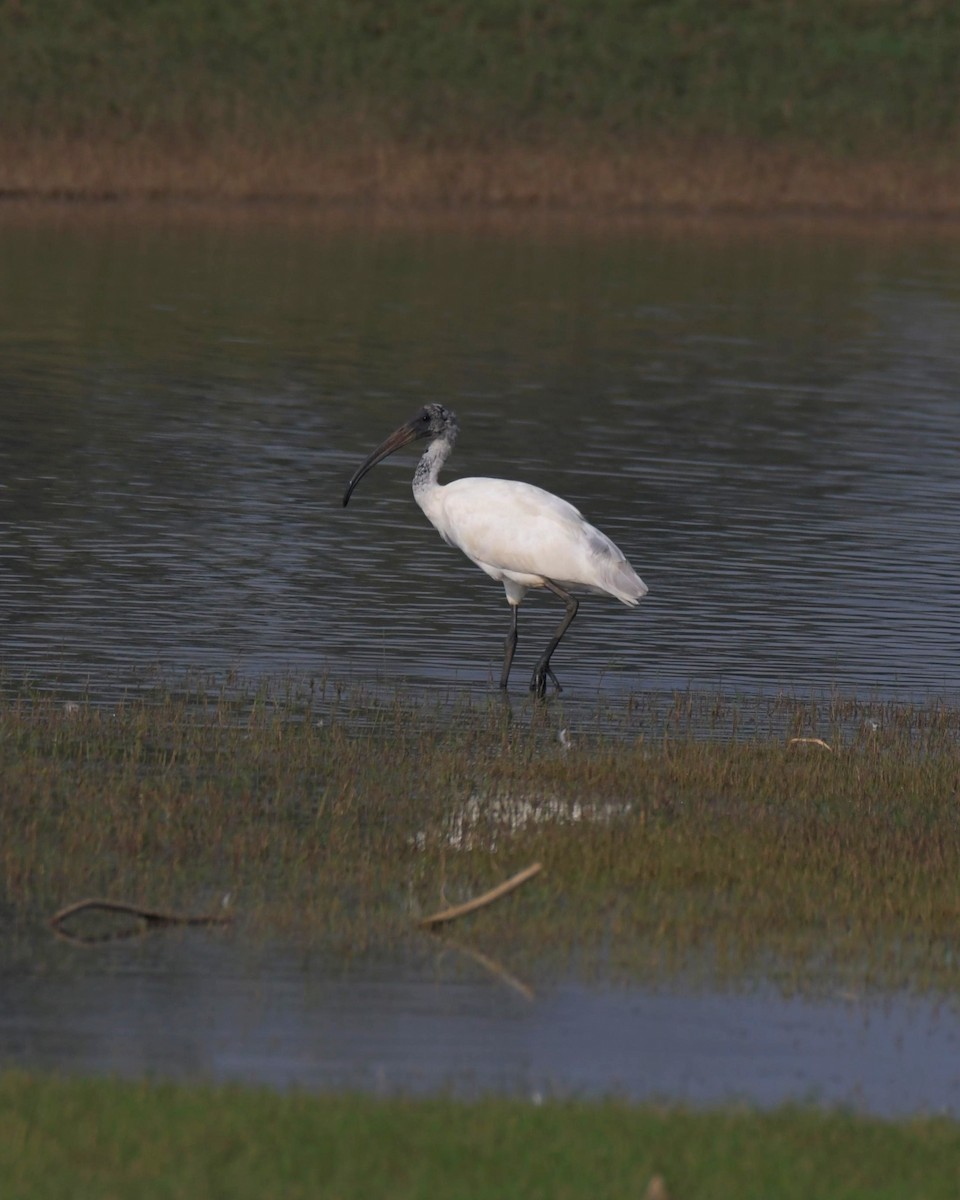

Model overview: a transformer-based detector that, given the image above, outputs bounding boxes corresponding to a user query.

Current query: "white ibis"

[342,404,647,697]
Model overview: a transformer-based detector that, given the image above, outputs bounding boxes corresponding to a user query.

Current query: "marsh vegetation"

[5,682,960,993]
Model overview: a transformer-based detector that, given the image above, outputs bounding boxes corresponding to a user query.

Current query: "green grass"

[2,1072,960,1200]
[3,0,960,151]
[4,685,960,991]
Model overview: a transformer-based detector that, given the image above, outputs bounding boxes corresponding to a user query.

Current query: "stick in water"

[49,897,233,945]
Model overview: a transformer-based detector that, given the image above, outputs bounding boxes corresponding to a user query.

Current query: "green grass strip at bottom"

[2,1072,959,1200]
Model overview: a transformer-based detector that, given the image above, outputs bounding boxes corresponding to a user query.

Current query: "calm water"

[4,211,960,1112]
[6,926,960,1117]
[2,213,960,701]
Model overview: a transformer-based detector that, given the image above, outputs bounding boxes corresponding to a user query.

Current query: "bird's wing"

[436,477,628,578]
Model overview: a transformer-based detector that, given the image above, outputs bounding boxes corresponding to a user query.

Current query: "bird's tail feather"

[605,560,648,606]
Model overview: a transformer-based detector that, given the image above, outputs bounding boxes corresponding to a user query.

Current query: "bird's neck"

[412,432,454,503]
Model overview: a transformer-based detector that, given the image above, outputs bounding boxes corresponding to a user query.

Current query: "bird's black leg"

[500,604,519,689]
[530,580,578,699]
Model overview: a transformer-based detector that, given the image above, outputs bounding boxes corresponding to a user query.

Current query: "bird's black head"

[413,403,458,440]
[342,404,459,507]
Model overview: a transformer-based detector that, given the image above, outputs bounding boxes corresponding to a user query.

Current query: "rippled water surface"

[3,213,960,700]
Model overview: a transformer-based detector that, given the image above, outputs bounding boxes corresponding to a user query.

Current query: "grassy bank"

[3,2,960,212]
[4,686,960,990]
[3,1072,960,1200]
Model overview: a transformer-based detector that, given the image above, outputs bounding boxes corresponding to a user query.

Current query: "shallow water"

[5,926,960,1117]
[4,211,960,1112]
[2,213,960,702]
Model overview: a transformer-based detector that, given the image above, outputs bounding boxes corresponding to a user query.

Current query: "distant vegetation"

[4,1,960,150]
[3,2,960,207]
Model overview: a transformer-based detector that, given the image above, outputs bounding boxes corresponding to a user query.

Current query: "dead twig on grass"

[788,737,834,752]
[418,862,542,930]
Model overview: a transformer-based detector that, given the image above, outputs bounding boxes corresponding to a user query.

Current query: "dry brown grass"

[4,132,960,220]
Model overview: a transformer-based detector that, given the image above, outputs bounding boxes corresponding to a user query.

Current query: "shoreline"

[3,136,960,224]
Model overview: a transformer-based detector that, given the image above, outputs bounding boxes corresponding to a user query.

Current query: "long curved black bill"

[342,419,423,507]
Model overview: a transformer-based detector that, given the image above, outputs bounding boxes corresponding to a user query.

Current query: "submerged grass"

[3,682,960,991]
[4,1071,960,1200]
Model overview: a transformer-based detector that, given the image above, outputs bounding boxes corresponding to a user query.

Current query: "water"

[2,212,960,701]
[6,926,960,1117]
[4,210,960,1113]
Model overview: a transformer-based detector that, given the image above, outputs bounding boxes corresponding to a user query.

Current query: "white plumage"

[419,476,645,606]
[343,404,647,696]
